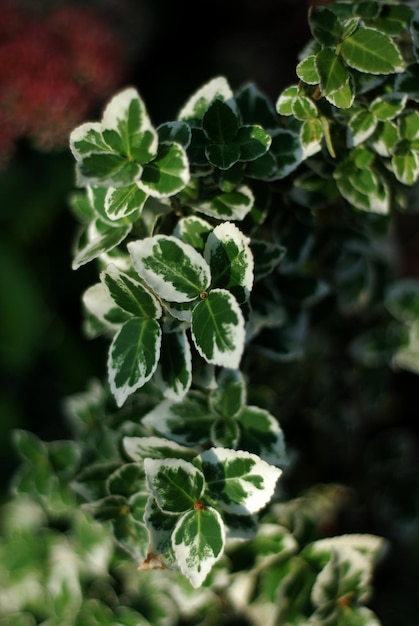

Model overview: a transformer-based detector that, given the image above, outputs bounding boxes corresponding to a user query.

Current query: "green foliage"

[4,1,419,624]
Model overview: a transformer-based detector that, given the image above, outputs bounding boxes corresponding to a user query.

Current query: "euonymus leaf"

[104,184,148,221]
[340,27,404,74]
[203,98,239,143]
[236,125,272,161]
[108,317,162,406]
[325,79,354,109]
[144,457,205,514]
[82,283,130,337]
[199,447,282,514]
[76,152,143,188]
[155,329,192,401]
[276,86,299,116]
[194,185,254,220]
[237,406,287,466]
[370,94,406,121]
[235,82,278,128]
[191,289,245,369]
[209,369,246,419]
[157,121,192,148]
[144,495,179,559]
[205,142,241,169]
[291,95,318,121]
[178,76,234,123]
[270,129,304,179]
[70,122,109,157]
[173,506,225,588]
[204,222,254,296]
[142,393,213,445]
[174,216,212,250]
[392,146,419,185]
[128,235,211,303]
[123,436,198,462]
[316,49,350,97]
[139,142,190,198]
[211,417,240,449]
[72,219,132,270]
[250,240,287,280]
[347,110,377,147]
[101,264,162,318]
[309,6,342,47]
[100,87,158,163]
[296,55,320,85]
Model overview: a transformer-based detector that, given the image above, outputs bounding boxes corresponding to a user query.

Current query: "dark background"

[1,1,418,624]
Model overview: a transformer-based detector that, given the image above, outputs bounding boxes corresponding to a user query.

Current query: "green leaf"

[191,289,245,369]
[173,506,225,588]
[309,6,343,47]
[142,393,213,445]
[199,447,282,514]
[76,152,143,187]
[291,95,318,121]
[370,93,406,121]
[108,317,162,406]
[123,436,198,462]
[209,369,246,419]
[143,496,179,560]
[128,235,211,303]
[315,49,350,97]
[370,120,399,156]
[101,87,158,163]
[270,129,304,179]
[139,142,190,198]
[144,457,205,514]
[101,264,162,318]
[104,184,148,221]
[276,86,298,116]
[70,122,109,157]
[296,55,320,85]
[236,125,271,161]
[204,222,254,297]
[205,142,241,169]
[250,240,286,280]
[399,110,419,141]
[237,406,286,466]
[194,185,254,221]
[203,98,239,143]
[106,463,145,498]
[300,118,323,155]
[157,121,192,148]
[82,282,130,337]
[178,76,234,123]
[211,417,240,449]
[72,219,132,270]
[325,80,354,109]
[386,279,419,324]
[392,145,419,185]
[155,329,192,401]
[174,216,212,250]
[235,82,279,128]
[347,110,377,147]
[340,27,404,74]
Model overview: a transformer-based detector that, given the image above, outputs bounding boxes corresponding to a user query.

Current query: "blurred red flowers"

[0,1,128,167]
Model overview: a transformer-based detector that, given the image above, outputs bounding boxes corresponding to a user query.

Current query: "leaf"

[174,216,212,250]
[108,317,162,407]
[269,129,304,179]
[173,506,225,588]
[291,95,318,121]
[300,118,323,156]
[194,185,254,220]
[203,98,239,143]
[250,240,286,280]
[82,283,130,337]
[143,495,179,558]
[199,448,282,514]
[155,329,192,401]
[315,49,350,97]
[104,184,148,221]
[209,369,246,419]
[309,6,343,47]
[276,85,298,116]
[237,406,286,466]
[205,142,241,169]
[191,289,245,369]
[141,394,214,445]
[236,125,272,161]
[370,93,406,121]
[340,27,404,74]
[211,417,240,449]
[235,82,279,128]
[101,87,158,163]
[77,152,143,188]
[392,146,419,185]
[72,219,132,270]
[157,121,192,148]
[106,463,145,498]
[144,457,205,514]
[128,235,211,303]
[347,110,377,147]
[70,122,109,157]
[204,222,254,297]
[138,142,190,198]
[101,264,162,318]
[178,76,234,123]
[123,436,198,462]
[296,55,320,85]
[324,80,354,109]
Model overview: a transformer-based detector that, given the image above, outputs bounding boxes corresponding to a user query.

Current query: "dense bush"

[2,2,419,624]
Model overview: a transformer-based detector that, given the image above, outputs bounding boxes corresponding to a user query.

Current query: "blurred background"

[1,1,419,623]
